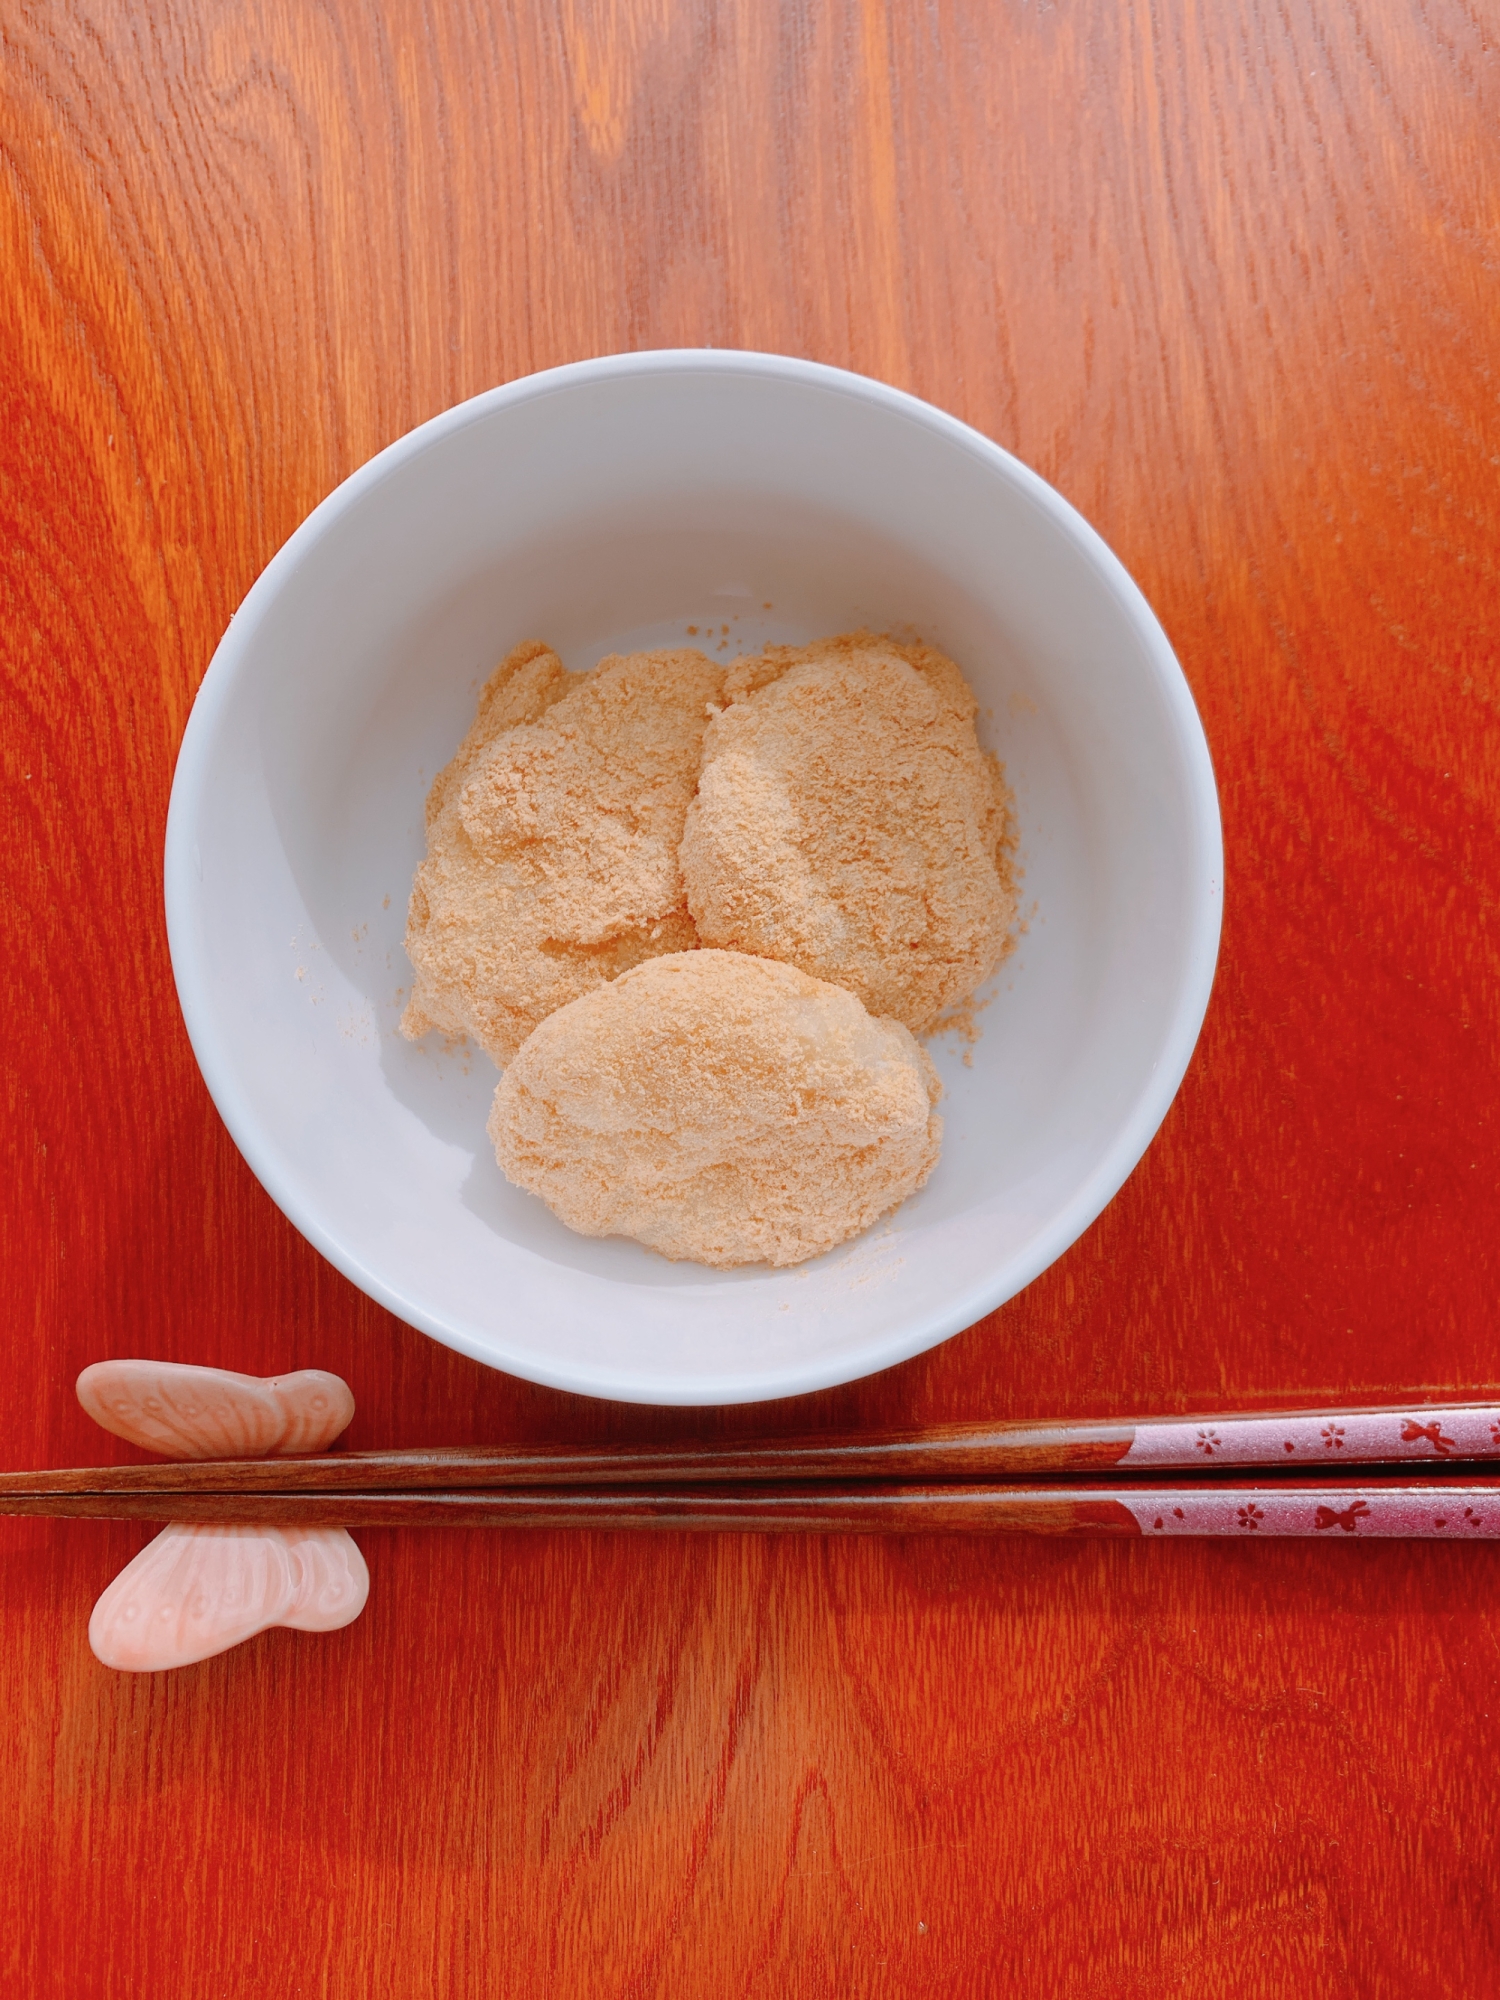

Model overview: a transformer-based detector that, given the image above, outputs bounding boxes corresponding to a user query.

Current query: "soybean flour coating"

[402,630,1016,1266]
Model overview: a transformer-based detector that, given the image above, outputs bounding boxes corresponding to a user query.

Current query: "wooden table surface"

[3,1,1498,1992]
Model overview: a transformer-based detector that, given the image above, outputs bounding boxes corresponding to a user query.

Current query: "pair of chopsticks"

[4,1400,1500,1540]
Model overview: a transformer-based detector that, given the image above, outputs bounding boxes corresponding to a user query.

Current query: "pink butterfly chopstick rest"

[76,1361,369,1673]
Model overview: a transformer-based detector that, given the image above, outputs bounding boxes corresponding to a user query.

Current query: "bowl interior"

[167,356,1220,1403]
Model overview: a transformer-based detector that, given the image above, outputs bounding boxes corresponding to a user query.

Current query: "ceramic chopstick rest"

[77,1360,367,1673]
[87,1521,369,1671]
[76,1359,354,1458]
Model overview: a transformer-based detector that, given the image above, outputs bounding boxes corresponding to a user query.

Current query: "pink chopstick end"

[1123,1491,1500,1538]
[1121,1407,1500,1469]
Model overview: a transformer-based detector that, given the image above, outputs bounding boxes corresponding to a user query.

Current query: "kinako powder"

[402,630,1016,1266]
[401,641,724,1065]
[681,630,1016,1033]
[489,949,943,1268]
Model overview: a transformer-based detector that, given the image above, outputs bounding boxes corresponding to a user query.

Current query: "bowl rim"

[165,348,1223,1405]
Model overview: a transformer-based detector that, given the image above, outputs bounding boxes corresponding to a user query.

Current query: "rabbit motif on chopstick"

[78,1361,367,1673]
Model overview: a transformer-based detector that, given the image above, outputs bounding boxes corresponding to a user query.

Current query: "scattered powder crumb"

[401,639,724,1065]
[382,895,391,910]
[848,1252,906,1290]
[338,1003,376,1046]
[927,987,998,1067]
[490,951,941,1268]
[686,625,698,635]
[680,630,1017,1034]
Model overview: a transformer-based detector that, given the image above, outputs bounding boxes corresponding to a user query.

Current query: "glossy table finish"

[2,1,1498,1991]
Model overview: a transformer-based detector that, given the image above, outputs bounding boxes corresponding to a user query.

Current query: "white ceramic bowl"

[165,351,1221,1406]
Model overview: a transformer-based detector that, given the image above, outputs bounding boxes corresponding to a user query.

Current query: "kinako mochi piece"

[679,631,1017,1034]
[401,641,726,1065]
[488,950,943,1269]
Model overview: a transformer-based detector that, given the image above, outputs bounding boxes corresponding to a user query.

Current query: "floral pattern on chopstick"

[1126,1489,1498,1538]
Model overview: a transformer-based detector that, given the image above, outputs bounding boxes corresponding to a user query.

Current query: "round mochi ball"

[488,949,943,1268]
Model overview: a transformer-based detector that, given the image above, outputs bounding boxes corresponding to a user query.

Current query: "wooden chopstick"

[4,1477,1500,1537]
[5,1402,1498,1542]
[1,1398,1496,1497]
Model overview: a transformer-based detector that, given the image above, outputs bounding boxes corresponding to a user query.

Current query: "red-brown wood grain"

[2,0,1497,1991]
